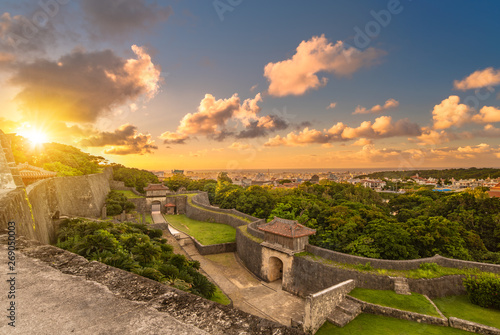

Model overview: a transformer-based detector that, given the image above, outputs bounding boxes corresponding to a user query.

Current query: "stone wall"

[303,280,355,334]
[235,226,264,279]
[192,238,237,255]
[449,317,500,335]
[305,245,500,274]
[346,296,448,327]
[288,255,393,297]
[408,275,467,298]
[185,193,256,228]
[128,197,148,213]
[1,167,112,244]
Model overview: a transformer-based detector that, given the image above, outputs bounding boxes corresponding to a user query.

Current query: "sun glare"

[19,129,49,146]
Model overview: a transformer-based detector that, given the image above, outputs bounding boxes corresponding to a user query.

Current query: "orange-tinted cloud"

[432,96,473,129]
[265,116,420,147]
[471,106,500,123]
[354,98,399,114]
[9,45,161,123]
[264,35,385,97]
[327,102,337,110]
[79,124,157,155]
[454,67,500,90]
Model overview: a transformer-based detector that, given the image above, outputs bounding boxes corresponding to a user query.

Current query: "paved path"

[171,229,306,327]
[151,211,167,224]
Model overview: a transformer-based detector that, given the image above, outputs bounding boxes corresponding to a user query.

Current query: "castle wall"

[1,168,112,244]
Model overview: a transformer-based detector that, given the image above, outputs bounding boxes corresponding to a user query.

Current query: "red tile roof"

[164,203,176,207]
[144,184,169,191]
[258,217,316,238]
[17,163,57,181]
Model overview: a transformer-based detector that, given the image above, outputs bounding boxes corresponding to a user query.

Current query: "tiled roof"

[164,203,176,207]
[17,163,57,180]
[258,217,316,238]
[144,184,169,191]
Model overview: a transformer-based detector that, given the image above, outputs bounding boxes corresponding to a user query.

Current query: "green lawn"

[349,288,441,317]
[186,197,252,223]
[165,214,236,245]
[210,287,231,305]
[316,314,473,335]
[114,190,144,198]
[433,295,500,329]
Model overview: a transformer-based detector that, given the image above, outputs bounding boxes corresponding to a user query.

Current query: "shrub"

[463,273,500,309]
[355,262,374,271]
[419,262,439,272]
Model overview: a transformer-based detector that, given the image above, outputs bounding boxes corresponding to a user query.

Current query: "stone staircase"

[326,299,362,327]
[392,277,411,295]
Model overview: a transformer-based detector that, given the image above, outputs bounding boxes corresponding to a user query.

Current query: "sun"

[19,129,49,146]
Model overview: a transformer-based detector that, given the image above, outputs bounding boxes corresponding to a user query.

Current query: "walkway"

[169,228,305,327]
[151,211,167,224]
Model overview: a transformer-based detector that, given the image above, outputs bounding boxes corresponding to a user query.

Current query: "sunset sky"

[1,0,500,171]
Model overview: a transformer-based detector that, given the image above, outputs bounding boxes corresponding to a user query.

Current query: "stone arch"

[268,256,283,282]
[151,200,161,213]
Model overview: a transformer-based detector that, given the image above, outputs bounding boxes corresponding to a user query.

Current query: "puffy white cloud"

[354,98,399,114]
[432,96,473,129]
[454,67,500,90]
[264,35,385,97]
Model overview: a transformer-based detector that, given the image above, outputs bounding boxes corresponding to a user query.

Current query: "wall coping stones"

[448,317,500,335]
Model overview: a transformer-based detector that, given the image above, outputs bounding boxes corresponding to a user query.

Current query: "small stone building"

[258,217,316,252]
[144,184,170,213]
[165,203,176,215]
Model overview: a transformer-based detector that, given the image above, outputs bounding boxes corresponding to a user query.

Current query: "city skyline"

[1,1,500,170]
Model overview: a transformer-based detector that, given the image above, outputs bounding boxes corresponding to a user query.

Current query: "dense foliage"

[56,219,216,299]
[463,274,500,309]
[105,191,136,216]
[212,180,500,263]
[111,164,159,193]
[11,135,104,176]
[360,167,500,181]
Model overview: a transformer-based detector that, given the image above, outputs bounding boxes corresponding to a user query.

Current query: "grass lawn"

[433,295,500,329]
[165,214,236,245]
[316,314,473,335]
[114,190,144,198]
[210,287,231,305]
[349,288,441,317]
[186,197,252,223]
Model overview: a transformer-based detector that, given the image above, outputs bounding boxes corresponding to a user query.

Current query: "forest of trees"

[111,164,159,193]
[207,176,500,264]
[56,219,216,299]
[360,167,500,181]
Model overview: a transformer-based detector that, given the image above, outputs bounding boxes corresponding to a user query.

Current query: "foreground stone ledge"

[449,317,500,335]
[3,236,303,334]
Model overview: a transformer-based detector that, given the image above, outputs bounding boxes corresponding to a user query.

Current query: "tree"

[164,173,191,192]
[217,171,232,184]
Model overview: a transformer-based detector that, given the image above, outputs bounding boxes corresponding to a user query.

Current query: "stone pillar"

[101,204,107,220]
[120,210,126,222]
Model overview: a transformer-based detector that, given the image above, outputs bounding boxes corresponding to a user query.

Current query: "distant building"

[152,171,165,182]
[172,169,184,175]
[488,183,500,198]
[144,184,170,197]
[17,163,57,185]
[309,175,320,184]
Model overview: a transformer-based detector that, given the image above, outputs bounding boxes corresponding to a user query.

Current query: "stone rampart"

[303,280,355,334]
[192,238,237,255]
[449,317,500,335]
[346,296,448,327]
[305,245,500,274]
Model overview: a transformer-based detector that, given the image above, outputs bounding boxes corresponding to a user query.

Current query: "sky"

[1,0,500,171]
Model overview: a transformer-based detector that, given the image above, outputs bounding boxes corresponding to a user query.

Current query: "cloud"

[327,102,337,110]
[81,0,172,39]
[416,128,451,146]
[79,124,157,155]
[159,131,189,144]
[432,96,473,129]
[354,98,399,114]
[9,45,161,123]
[475,124,500,138]
[237,115,289,139]
[471,106,500,123]
[352,138,373,146]
[263,35,385,97]
[264,116,420,147]
[228,142,250,150]
[250,84,258,92]
[454,67,500,90]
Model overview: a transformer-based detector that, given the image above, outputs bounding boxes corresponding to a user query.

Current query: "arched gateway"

[258,217,316,288]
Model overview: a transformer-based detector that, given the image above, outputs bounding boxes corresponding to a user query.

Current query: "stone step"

[337,299,362,317]
[393,277,411,295]
[327,309,353,328]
